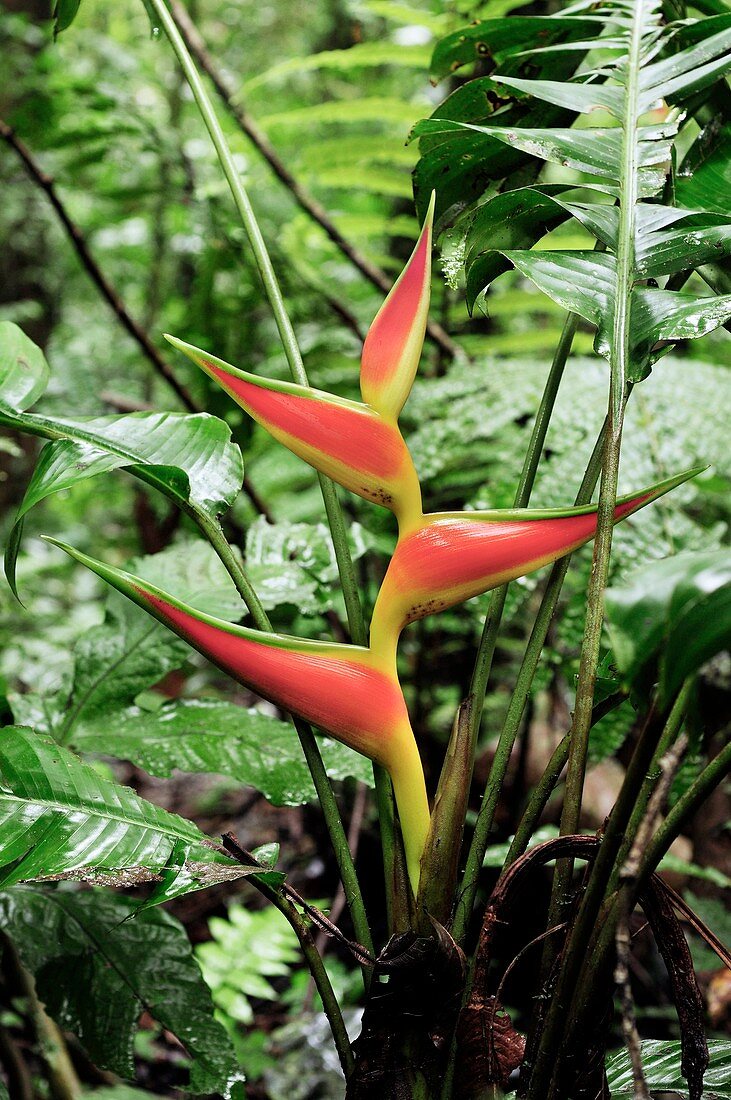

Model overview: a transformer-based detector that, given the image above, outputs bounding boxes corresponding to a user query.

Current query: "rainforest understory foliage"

[0,1,730,1098]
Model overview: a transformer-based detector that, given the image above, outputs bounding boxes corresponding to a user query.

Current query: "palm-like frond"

[415,2,731,386]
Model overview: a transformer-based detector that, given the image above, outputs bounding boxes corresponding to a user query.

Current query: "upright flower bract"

[360,191,435,421]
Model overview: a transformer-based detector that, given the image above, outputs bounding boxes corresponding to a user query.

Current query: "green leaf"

[604,550,731,705]
[0,321,49,412]
[412,119,672,195]
[677,122,731,215]
[0,885,243,1094]
[0,326,243,596]
[606,1038,731,1098]
[502,250,731,377]
[13,412,242,525]
[245,517,371,615]
[195,903,300,1031]
[52,0,81,34]
[0,726,240,888]
[429,16,600,81]
[420,2,731,384]
[52,592,189,744]
[464,185,573,310]
[261,97,423,131]
[73,698,374,806]
[10,541,248,742]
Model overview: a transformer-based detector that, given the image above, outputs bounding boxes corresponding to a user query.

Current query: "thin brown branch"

[0,117,272,521]
[167,0,464,362]
[0,117,196,413]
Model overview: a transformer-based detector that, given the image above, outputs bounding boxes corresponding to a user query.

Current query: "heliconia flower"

[44,538,430,893]
[360,191,435,421]
[368,470,700,652]
[166,336,423,527]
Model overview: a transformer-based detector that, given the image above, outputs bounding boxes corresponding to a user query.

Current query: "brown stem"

[2,936,81,1100]
[0,116,271,521]
[0,1025,33,1100]
[167,0,464,363]
[0,118,194,412]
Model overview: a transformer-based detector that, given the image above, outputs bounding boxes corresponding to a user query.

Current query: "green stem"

[152,0,396,919]
[562,713,694,1044]
[609,679,693,891]
[451,311,580,943]
[452,412,607,945]
[253,879,355,1077]
[526,700,667,1100]
[557,0,642,859]
[148,0,376,952]
[201,519,374,964]
[531,16,645,1086]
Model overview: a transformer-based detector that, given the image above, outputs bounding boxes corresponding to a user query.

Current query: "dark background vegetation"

[0,1,729,1096]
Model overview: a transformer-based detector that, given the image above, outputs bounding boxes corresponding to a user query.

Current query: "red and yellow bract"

[368,480,691,650]
[43,538,430,893]
[166,336,423,527]
[360,192,435,421]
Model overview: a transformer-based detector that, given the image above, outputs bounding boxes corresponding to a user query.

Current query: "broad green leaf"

[73,698,374,806]
[0,321,49,412]
[677,122,731,214]
[10,541,247,742]
[0,325,243,595]
[429,16,601,81]
[245,517,372,615]
[419,0,731,383]
[503,250,731,376]
[12,412,242,525]
[412,119,672,196]
[606,1038,731,1098]
[604,550,731,704]
[52,0,81,34]
[464,185,573,309]
[640,18,731,108]
[0,726,241,888]
[0,886,243,1094]
[50,594,188,744]
[415,21,592,218]
[492,74,624,117]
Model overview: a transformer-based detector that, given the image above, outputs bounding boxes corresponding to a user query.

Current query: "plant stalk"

[525,700,669,1099]
[451,310,579,941]
[202,518,374,963]
[453,405,606,945]
[252,877,356,1077]
[149,0,396,918]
